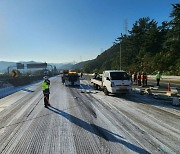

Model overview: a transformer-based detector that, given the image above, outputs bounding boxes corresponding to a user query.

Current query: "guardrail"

[148,75,180,80]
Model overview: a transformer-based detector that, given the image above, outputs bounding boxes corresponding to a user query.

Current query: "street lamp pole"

[7,66,10,76]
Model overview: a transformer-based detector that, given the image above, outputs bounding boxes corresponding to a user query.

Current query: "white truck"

[91,70,132,95]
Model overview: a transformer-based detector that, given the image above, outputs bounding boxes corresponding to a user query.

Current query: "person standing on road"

[156,71,162,86]
[80,72,83,78]
[42,76,51,108]
[128,72,133,82]
[62,75,65,85]
[144,72,148,86]
[137,72,141,86]
[133,72,137,85]
[141,72,145,87]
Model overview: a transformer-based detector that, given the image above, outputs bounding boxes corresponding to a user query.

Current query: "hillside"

[0,61,16,73]
[81,4,180,75]
[72,60,92,70]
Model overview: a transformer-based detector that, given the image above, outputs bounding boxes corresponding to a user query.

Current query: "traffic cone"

[168,83,171,92]
[166,83,172,96]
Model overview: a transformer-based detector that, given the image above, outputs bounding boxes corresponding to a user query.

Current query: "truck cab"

[102,70,132,95]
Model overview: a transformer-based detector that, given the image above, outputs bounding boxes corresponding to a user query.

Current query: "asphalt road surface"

[147,79,180,90]
[0,76,180,154]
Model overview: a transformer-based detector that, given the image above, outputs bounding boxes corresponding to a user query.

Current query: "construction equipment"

[62,71,80,86]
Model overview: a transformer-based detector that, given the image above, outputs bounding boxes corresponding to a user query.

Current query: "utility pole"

[124,19,128,35]
[120,43,122,70]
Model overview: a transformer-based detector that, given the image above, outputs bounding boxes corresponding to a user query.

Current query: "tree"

[81,4,180,75]
[170,4,180,41]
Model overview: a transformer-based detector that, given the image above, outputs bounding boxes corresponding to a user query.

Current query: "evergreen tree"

[80,4,180,75]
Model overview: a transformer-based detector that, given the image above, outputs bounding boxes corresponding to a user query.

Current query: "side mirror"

[106,77,110,81]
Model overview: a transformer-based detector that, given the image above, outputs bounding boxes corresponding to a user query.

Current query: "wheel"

[94,84,98,90]
[104,87,109,95]
[116,93,126,97]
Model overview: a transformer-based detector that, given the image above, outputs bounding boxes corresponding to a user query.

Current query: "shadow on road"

[22,89,34,93]
[65,83,92,90]
[117,93,180,111]
[48,106,149,154]
[78,82,179,111]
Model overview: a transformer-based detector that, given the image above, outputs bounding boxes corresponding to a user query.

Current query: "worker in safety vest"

[42,76,51,107]
[156,71,162,86]
[137,72,141,86]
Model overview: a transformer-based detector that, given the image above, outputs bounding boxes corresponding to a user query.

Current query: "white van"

[102,70,132,95]
[91,70,132,95]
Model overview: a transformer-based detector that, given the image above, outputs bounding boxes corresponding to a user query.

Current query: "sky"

[0,0,179,63]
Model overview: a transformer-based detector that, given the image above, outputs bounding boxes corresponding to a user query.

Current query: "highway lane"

[0,76,180,154]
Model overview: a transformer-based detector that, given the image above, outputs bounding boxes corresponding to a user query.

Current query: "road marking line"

[0,106,6,108]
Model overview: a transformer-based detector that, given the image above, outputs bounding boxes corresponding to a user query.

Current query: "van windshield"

[110,72,130,80]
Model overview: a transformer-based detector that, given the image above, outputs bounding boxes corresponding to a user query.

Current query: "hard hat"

[43,76,48,80]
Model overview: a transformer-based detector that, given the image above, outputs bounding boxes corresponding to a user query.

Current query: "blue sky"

[0,0,179,63]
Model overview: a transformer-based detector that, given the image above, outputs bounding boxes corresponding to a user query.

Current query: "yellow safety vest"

[42,81,49,91]
[156,74,161,79]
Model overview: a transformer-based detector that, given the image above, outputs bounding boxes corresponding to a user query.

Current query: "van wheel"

[94,84,98,90]
[104,87,109,95]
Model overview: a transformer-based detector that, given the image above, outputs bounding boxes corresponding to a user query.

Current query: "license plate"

[120,87,127,90]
